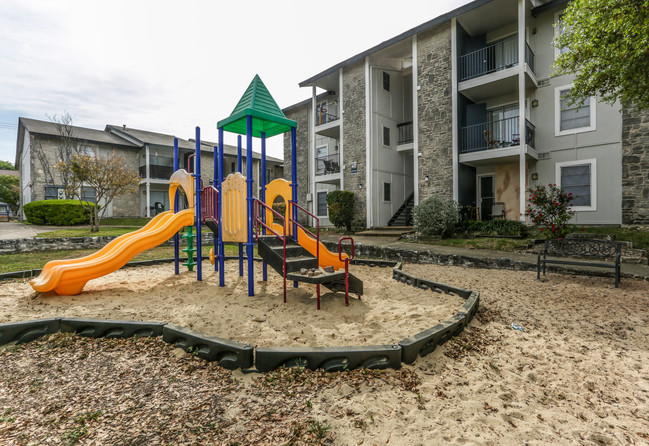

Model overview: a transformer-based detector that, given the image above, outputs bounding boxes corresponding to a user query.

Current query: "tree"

[0,175,19,215]
[553,0,649,109]
[0,160,15,170]
[56,150,140,232]
[31,111,80,196]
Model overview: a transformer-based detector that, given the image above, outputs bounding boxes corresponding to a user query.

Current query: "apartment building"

[283,0,649,228]
[16,118,283,218]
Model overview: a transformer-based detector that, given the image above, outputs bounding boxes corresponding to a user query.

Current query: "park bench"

[537,238,622,287]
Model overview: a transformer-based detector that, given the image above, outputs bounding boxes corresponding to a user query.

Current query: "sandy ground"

[1,262,648,445]
[0,263,463,347]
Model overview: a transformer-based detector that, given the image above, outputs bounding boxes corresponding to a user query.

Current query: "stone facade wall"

[622,107,649,224]
[417,22,453,203]
[283,108,309,211]
[342,60,368,229]
[110,146,140,217]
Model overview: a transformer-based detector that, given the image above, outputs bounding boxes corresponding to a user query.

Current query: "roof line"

[105,125,144,147]
[298,0,491,87]
[531,0,569,17]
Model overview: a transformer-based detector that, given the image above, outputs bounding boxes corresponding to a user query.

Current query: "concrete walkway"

[320,233,649,281]
[0,222,74,240]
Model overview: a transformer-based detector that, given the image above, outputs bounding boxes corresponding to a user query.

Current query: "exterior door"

[479,175,495,220]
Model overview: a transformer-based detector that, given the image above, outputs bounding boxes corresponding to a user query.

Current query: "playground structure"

[30,75,363,309]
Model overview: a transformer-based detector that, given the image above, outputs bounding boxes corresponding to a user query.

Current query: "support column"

[518,0,527,222]
[195,127,202,281]
[412,35,419,206]
[173,138,179,275]
[365,56,372,228]
[218,128,225,285]
[261,132,268,282]
[451,19,459,202]
[339,68,345,190]
[145,144,150,218]
[246,116,254,297]
[237,135,243,277]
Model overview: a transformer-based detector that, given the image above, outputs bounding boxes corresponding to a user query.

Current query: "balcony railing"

[315,153,340,176]
[459,36,535,81]
[459,117,535,153]
[316,103,339,126]
[397,121,413,145]
[140,164,174,180]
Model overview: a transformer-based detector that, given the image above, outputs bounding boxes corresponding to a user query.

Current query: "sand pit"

[0,262,465,347]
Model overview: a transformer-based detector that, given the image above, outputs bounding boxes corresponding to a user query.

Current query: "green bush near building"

[23,200,97,226]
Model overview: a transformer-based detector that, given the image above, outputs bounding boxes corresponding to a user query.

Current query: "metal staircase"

[387,192,414,226]
[254,199,363,310]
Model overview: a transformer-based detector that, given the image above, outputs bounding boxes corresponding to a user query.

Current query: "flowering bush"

[525,184,575,239]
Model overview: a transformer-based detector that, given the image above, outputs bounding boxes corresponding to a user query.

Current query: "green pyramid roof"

[217,74,296,138]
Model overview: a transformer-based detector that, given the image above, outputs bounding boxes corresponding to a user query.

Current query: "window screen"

[383,127,391,147]
[383,71,390,92]
[316,192,328,216]
[81,186,96,202]
[44,186,62,200]
[383,183,391,202]
[561,164,591,206]
[560,89,591,131]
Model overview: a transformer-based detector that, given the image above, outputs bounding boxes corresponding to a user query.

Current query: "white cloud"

[0,0,471,163]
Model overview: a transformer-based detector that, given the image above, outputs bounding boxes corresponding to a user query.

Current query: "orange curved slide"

[30,209,194,296]
[270,221,347,271]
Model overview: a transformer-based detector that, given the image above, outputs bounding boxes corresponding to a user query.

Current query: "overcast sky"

[0,0,472,165]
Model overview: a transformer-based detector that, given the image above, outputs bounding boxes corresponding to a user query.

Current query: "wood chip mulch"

[0,333,420,445]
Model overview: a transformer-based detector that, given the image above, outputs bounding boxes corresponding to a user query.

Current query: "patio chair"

[491,202,506,219]
[483,129,500,149]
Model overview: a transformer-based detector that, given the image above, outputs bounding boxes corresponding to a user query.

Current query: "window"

[554,12,568,59]
[556,159,596,211]
[383,183,391,202]
[555,86,596,135]
[383,71,390,92]
[316,191,328,217]
[45,185,63,200]
[231,161,236,173]
[81,186,96,202]
[487,103,519,144]
[383,126,391,147]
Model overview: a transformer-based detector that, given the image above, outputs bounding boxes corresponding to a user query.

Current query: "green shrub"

[23,200,97,226]
[412,196,462,238]
[326,190,355,232]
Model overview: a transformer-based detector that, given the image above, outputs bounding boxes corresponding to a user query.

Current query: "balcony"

[315,153,340,176]
[460,116,535,153]
[397,121,413,145]
[140,164,174,180]
[459,36,535,82]
[315,103,339,126]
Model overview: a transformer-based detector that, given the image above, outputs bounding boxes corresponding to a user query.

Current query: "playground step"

[203,218,219,234]
[286,271,364,296]
[257,236,318,275]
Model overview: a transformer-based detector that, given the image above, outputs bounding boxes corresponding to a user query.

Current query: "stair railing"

[253,198,287,301]
[288,201,320,266]
[338,237,355,306]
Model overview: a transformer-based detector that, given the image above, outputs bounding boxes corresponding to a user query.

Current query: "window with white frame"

[553,11,574,60]
[555,86,596,136]
[383,126,391,147]
[556,159,596,211]
[316,191,328,217]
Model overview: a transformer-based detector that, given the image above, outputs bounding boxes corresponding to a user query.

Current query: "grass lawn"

[0,244,247,274]
[36,227,143,238]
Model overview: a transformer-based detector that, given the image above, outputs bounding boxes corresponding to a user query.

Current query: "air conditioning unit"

[57,189,65,199]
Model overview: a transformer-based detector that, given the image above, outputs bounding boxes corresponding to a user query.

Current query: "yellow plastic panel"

[221,172,247,242]
[169,169,194,210]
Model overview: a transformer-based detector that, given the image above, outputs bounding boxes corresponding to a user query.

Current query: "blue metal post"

[237,135,243,277]
[291,127,298,288]
[195,127,202,282]
[218,128,225,286]
[173,137,179,275]
[261,131,267,281]
[246,116,254,296]
[213,145,218,272]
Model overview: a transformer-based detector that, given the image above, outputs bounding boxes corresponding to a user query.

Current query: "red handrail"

[288,200,319,266]
[253,198,287,302]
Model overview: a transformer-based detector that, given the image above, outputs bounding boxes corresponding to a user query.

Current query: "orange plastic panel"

[265,179,347,270]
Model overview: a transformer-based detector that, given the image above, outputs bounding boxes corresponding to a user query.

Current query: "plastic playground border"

[0,259,479,372]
